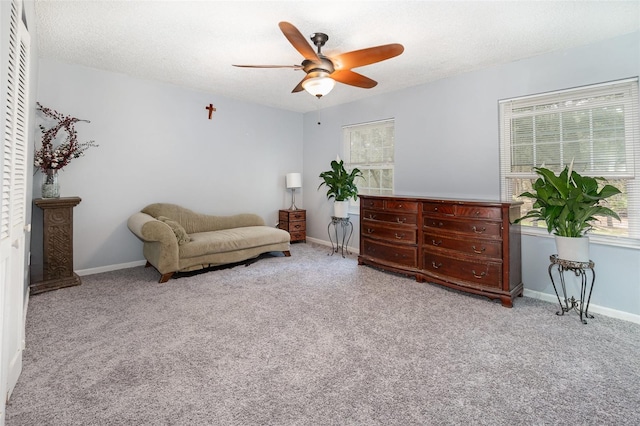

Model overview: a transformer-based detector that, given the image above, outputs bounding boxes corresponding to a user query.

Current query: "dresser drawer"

[423,253,502,289]
[361,198,385,210]
[423,217,502,238]
[362,210,418,225]
[422,202,455,216]
[284,221,306,232]
[455,205,502,220]
[362,238,418,268]
[423,231,502,258]
[362,222,417,244]
[385,200,418,212]
[279,210,306,222]
[288,231,306,242]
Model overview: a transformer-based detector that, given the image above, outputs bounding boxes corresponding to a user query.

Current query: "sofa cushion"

[157,216,191,245]
[179,226,289,259]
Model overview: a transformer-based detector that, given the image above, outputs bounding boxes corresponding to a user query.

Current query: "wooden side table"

[31,197,82,295]
[278,209,306,243]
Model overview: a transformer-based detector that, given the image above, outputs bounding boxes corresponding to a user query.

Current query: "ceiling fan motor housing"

[302,57,335,75]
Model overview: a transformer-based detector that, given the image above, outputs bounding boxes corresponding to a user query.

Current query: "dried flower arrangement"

[33,102,97,172]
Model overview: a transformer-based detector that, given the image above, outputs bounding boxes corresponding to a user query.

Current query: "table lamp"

[286,172,302,210]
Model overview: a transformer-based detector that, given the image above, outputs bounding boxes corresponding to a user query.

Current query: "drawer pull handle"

[432,261,442,269]
[474,210,481,216]
[395,253,407,258]
[294,225,301,229]
[396,217,407,223]
[434,207,438,211]
[367,228,375,234]
[432,221,443,227]
[369,214,377,219]
[472,245,485,254]
[394,233,405,239]
[397,204,403,208]
[432,239,442,246]
[367,247,376,253]
[472,270,487,279]
[472,226,486,234]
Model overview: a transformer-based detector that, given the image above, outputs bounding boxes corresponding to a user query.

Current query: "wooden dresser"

[359,195,523,307]
[279,209,306,243]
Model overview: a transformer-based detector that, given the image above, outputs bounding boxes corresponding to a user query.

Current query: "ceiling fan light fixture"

[302,73,335,98]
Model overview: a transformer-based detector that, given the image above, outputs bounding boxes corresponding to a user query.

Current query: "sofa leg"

[145,261,152,268]
[283,251,291,257]
[159,272,174,283]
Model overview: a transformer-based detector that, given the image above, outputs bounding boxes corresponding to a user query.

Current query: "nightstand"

[279,209,306,243]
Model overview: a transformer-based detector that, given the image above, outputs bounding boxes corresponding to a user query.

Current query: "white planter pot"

[555,235,590,262]
[333,200,350,218]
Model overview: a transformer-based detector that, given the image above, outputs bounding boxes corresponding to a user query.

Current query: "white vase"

[333,200,350,218]
[555,235,590,262]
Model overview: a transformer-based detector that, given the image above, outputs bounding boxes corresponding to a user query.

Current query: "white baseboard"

[76,260,146,276]
[523,288,640,325]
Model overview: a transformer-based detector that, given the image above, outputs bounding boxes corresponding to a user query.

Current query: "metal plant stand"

[328,216,353,258]
[548,254,596,324]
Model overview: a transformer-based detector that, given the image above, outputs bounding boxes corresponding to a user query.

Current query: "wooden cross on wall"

[205,103,216,119]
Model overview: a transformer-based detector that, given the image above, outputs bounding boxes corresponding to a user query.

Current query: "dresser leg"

[500,296,514,308]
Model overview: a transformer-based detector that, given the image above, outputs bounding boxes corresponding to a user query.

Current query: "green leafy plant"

[515,165,621,237]
[318,160,363,202]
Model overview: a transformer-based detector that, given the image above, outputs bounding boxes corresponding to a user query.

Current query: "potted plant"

[318,159,363,218]
[515,164,621,262]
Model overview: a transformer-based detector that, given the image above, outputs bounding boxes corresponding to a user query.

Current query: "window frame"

[342,119,396,214]
[499,78,640,248]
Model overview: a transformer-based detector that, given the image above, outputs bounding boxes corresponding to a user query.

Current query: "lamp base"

[289,189,299,210]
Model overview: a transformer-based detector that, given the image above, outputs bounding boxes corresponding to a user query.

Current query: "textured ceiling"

[35,1,640,113]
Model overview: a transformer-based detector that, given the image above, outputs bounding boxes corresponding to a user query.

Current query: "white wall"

[302,31,640,319]
[33,59,303,276]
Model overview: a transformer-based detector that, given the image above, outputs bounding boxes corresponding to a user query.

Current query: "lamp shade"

[286,173,302,189]
[302,73,335,98]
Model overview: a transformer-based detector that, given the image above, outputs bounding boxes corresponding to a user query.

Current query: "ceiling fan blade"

[332,43,404,70]
[232,64,303,69]
[331,70,377,89]
[292,75,311,93]
[278,21,320,62]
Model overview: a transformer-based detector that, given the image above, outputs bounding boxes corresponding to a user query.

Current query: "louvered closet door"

[1,0,30,415]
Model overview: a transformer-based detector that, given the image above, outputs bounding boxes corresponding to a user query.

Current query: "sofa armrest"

[128,212,176,245]
[128,212,180,275]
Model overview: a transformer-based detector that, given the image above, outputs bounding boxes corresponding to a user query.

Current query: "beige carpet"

[6,243,640,425]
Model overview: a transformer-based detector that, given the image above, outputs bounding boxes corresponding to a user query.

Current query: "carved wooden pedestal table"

[31,197,82,295]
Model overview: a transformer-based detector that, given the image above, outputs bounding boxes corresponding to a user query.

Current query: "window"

[343,119,395,208]
[499,78,640,243]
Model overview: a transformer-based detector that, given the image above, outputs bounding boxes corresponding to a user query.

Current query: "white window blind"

[499,78,640,241]
[343,119,395,196]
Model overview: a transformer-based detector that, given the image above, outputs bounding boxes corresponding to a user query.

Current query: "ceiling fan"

[233,21,404,98]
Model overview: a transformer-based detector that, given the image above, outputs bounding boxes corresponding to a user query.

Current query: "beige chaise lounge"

[128,203,291,283]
